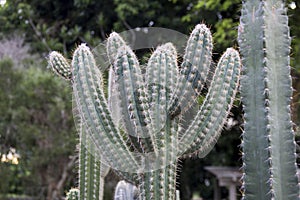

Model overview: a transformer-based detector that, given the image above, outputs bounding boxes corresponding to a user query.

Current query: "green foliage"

[0,0,241,58]
[194,0,240,11]
[0,59,25,196]
[0,57,76,199]
[0,58,21,150]
[238,0,299,199]
[214,19,238,51]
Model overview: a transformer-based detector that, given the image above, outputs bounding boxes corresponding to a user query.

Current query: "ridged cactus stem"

[138,117,178,200]
[146,43,179,154]
[170,24,213,115]
[108,33,154,154]
[72,44,140,172]
[79,121,109,200]
[179,48,241,157]
[113,45,154,153]
[48,51,110,200]
[48,51,72,80]
[238,0,299,199]
[139,163,177,200]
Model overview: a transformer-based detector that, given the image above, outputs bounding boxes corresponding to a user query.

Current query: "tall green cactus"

[49,23,241,199]
[238,0,299,199]
[48,51,110,200]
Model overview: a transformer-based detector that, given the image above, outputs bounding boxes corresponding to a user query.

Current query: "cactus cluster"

[238,0,299,199]
[49,23,241,199]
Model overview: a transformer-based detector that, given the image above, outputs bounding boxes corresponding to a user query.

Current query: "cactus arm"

[264,0,299,198]
[138,43,179,200]
[170,24,213,114]
[107,32,127,68]
[106,34,147,184]
[107,32,127,127]
[238,1,272,199]
[107,33,153,154]
[48,51,72,80]
[179,48,241,157]
[113,45,154,153]
[49,52,110,200]
[145,43,178,152]
[72,44,139,172]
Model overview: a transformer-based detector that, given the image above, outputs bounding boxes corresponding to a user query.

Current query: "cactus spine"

[238,0,300,199]
[49,23,241,199]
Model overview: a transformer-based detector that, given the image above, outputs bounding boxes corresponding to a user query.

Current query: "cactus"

[48,51,72,80]
[49,23,241,199]
[238,0,300,199]
[66,188,80,200]
[48,51,110,200]
[77,119,110,200]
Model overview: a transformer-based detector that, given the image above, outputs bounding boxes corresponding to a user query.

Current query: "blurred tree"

[0,57,77,199]
[0,0,240,57]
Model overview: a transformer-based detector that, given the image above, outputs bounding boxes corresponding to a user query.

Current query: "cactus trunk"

[238,0,300,199]
[78,121,109,200]
[49,51,110,200]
